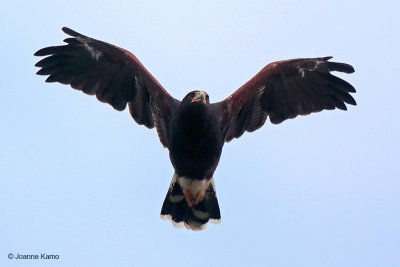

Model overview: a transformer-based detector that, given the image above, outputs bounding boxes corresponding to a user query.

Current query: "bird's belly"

[169,126,223,179]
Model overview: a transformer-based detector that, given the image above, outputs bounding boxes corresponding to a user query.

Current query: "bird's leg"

[194,189,204,205]
[183,188,194,207]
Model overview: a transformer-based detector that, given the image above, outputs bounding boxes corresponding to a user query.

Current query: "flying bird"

[34,27,356,230]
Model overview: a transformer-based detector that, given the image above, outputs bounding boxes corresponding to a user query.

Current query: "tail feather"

[160,174,221,230]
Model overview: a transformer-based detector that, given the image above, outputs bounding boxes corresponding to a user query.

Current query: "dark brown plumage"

[34,27,178,147]
[35,27,356,230]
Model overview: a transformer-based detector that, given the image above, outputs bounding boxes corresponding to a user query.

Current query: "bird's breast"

[169,106,223,179]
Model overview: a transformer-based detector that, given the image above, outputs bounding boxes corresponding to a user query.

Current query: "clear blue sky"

[1,1,399,266]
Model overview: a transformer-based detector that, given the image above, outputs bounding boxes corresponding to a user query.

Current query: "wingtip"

[62,27,79,37]
[34,47,48,57]
[322,56,355,73]
[328,61,355,74]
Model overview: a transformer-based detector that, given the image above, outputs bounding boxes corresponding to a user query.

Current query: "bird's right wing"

[34,27,179,148]
[213,57,356,142]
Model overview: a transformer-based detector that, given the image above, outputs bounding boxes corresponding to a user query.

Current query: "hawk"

[34,27,356,230]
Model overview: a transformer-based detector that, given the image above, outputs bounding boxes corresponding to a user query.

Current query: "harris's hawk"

[34,28,356,230]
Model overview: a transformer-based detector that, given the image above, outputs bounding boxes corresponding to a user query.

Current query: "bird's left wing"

[213,57,356,142]
[35,27,179,147]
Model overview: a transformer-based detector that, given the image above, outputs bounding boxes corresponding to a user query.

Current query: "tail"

[160,173,221,231]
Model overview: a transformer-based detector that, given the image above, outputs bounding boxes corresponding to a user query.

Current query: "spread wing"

[215,57,356,142]
[34,27,179,147]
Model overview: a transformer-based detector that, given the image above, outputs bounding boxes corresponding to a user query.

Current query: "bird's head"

[183,90,210,105]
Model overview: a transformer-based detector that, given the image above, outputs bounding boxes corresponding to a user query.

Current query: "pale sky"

[1,1,399,266]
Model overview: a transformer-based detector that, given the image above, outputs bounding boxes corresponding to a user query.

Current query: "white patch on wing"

[298,60,325,78]
[77,37,102,61]
[298,68,306,78]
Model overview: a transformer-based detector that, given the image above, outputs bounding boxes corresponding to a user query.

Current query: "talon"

[183,188,194,207]
[194,189,204,205]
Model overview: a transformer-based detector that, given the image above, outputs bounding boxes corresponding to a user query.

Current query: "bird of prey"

[34,27,356,231]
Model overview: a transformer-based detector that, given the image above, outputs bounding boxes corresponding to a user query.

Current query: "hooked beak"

[191,91,207,104]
